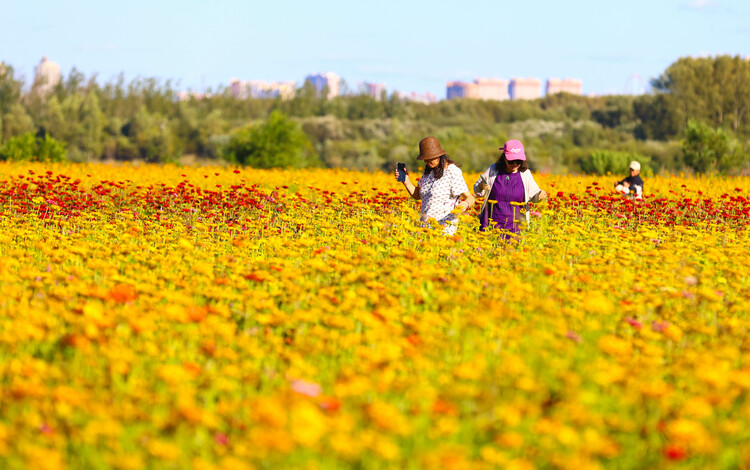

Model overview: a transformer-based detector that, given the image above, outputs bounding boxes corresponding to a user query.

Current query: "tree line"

[1,55,749,174]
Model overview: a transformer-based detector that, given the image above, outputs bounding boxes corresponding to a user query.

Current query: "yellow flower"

[597,335,632,356]
[291,401,328,446]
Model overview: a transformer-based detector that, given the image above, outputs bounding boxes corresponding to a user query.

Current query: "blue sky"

[2,0,749,98]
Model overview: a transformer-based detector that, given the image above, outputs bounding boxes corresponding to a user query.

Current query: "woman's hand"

[397,165,420,200]
[394,164,408,182]
[476,182,489,193]
[532,190,548,203]
[457,192,476,212]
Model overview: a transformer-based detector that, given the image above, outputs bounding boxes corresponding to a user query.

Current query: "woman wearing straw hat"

[473,139,547,237]
[394,136,475,235]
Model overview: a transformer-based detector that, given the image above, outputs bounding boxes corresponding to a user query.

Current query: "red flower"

[318,397,342,413]
[664,444,688,460]
[625,317,643,330]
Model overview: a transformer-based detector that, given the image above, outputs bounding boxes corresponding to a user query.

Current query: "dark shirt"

[615,174,644,190]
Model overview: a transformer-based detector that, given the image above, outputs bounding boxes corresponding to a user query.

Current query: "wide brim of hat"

[417,151,446,160]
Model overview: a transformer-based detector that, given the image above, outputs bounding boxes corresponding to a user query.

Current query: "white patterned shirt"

[418,164,470,224]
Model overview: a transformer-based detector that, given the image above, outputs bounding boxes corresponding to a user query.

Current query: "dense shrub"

[579,150,651,176]
[0,132,66,162]
[681,119,747,174]
[222,111,319,168]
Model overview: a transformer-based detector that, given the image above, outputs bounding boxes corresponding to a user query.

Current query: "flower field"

[1,161,750,469]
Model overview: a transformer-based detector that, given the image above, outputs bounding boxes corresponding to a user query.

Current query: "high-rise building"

[473,78,510,100]
[446,81,470,99]
[546,78,583,96]
[446,79,510,101]
[33,57,61,96]
[229,79,296,99]
[305,72,340,98]
[509,78,542,100]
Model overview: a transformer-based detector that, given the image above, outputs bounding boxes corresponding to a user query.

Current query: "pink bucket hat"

[500,139,526,161]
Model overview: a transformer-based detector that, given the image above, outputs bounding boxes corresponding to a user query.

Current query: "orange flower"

[108,284,137,303]
[186,305,207,322]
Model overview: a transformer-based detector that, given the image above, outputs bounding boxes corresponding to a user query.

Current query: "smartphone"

[397,162,406,182]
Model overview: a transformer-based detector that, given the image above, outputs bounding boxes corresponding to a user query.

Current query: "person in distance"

[394,136,475,235]
[614,160,644,199]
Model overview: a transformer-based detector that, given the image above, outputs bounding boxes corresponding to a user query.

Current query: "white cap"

[629,161,641,171]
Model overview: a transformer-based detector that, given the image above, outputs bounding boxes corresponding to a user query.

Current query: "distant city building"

[446,78,510,101]
[446,81,470,99]
[473,78,510,100]
[305,72,341,98]
[33,56,61,96]
[229,79,296,99]
[509,77,542,100]
[546,78,583,96]
[361,82,387,99]
[396,91,437,104]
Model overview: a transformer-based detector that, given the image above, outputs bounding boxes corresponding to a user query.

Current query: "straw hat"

[417,136,447,160]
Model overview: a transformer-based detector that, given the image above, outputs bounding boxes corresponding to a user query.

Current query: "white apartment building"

[305,72,340,99]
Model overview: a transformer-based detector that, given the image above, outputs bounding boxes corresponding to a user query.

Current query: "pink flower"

[290,379,322,397]
[565,331,582,343]
[625,317,643,330]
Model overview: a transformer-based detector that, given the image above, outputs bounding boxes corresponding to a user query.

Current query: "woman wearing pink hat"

[395,136,475,235]
[473,139,547,236]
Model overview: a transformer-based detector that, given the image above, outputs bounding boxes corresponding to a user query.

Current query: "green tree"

[223,111,318,168]
[590,96,635,129]
[77,91,106,160]
[174,103,227,158]
[278,82,322,117]
[40,95,67,136]
[0,62,23,115]
[652,55,750,135]
[123,108,180,162]
[633,94,680,140]
[2,103,35,140]
[681,119,747,173]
